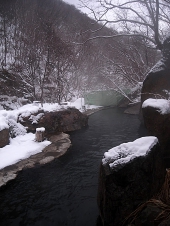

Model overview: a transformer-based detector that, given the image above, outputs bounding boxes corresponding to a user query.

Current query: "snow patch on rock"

[8,119,27,137]
[102,136,158,170]
[0,115,9,131]
[142,98,170,114]
[36,127,45,132]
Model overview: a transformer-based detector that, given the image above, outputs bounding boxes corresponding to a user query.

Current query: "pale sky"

[64,0,80,8]
[63,0,91,15]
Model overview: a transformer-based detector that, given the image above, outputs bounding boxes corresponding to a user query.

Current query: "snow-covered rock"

[98,136,165,226]
[142,98,170,145]
[8,119,27,138]
[142,98,170,115]
[102,136,158,170]
[18,108,88,134]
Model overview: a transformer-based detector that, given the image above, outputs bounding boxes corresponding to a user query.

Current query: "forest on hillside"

[0,0,159,106]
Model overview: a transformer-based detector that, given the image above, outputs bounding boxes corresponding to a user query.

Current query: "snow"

[8,119,27,137]
[0,96,28,110]
[142,98,170,114]
[102,136,158,170]
[0,98,99,121]
[149,59,165,74]
[0,98,99,132]
[67,98,100,111]
[0,98,100,170]
[0,98,99,130]
[29,113,44,124]
[36,127,45,132]
[0,115,9,131]
[0,133,51,170]
[69,98,85,109]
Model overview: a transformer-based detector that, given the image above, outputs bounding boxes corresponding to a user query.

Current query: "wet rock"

[124,102,140,115]
[97,138,165,226]
[39,156,55,165]
[0,128,9,148]
[18,108,88,134]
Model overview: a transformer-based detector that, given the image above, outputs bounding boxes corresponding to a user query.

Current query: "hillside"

[0,0,158,108]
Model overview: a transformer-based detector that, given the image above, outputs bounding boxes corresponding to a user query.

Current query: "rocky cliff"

[141,37,170,104]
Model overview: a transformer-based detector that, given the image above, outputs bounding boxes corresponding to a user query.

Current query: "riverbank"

[0,132,71,187]
[0,104,139,188]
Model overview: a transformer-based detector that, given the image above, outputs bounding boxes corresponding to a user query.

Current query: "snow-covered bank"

[0,133,51,170]
[0,133,71,187]
[0,98,100,170]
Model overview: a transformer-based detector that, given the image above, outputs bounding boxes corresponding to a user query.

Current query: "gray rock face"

[97,139,165,226]
[18,108,88,134]
[0,128,9,148]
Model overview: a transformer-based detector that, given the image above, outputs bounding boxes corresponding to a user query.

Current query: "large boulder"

[0,128,9,148]
[97,137,165,226]
[141,37,170,105]
[142,99,170,150]
[18,108,88,134]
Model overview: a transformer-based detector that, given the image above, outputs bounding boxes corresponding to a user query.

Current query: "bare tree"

[80,0,170,50]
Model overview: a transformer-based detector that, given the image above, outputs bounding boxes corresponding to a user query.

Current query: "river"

[0,108,147,226]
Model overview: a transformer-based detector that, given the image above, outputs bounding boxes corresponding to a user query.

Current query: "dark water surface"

[0,108,147,226]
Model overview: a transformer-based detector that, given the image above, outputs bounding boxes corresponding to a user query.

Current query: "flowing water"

[0,108,147,226]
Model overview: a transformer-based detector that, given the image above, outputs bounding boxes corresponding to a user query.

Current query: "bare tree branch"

[80,0,170,50]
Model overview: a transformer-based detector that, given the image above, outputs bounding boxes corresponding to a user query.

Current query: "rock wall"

[141,37,170,105]
[97,37,170,226]
[123,36,170,225]
[141,36,170,159]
